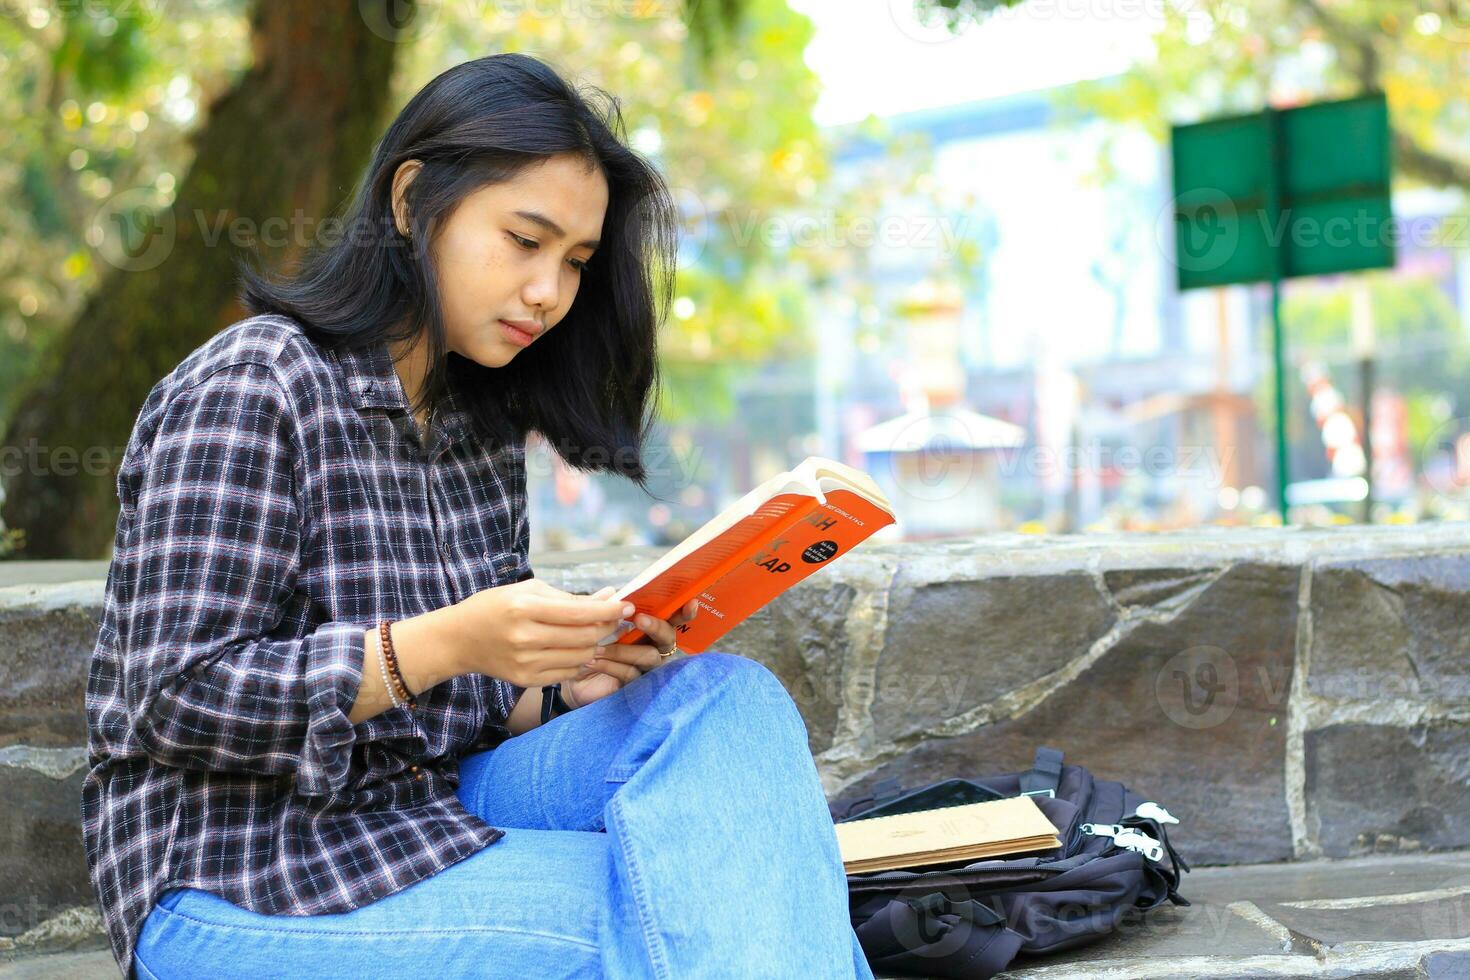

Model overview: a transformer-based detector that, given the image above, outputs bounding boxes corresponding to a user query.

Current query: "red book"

[599,457,897,652]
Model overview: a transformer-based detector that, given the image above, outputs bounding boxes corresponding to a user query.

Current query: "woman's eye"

[510,231,586,272]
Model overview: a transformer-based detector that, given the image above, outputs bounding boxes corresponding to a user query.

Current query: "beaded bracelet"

[374,629,405,710]
[378,620,416,709]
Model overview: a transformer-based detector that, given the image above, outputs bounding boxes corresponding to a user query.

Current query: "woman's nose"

[522,274,559,318]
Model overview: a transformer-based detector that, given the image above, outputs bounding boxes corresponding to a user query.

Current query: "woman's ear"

[391,159,422,238]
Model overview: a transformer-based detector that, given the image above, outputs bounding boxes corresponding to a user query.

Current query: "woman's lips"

[499,320,536,347]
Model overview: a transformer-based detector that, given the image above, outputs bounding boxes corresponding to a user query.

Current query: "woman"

[82,53,873,979]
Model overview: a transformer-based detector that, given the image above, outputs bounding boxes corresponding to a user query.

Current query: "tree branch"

[1293,0,1468,189]
[1395,132,1470,190]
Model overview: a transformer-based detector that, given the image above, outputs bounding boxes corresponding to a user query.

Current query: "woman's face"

[403,153,609,368]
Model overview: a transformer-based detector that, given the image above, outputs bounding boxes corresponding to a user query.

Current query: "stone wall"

[3,525,1468,950]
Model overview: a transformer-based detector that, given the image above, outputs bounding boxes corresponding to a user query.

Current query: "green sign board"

[1171,93,1394,290]
[1169,93,1394,521]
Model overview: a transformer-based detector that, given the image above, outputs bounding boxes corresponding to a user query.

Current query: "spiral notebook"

[834,795,1062,874]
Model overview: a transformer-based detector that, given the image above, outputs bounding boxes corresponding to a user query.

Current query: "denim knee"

[682,652,803,722]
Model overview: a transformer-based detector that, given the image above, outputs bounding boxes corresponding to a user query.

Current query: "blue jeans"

[133,652,875,979]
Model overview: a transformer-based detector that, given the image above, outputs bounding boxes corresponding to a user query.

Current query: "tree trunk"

[0,0,407,558]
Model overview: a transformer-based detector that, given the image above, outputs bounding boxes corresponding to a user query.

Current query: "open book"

[598,456,896,652]
[834,796,1062,874]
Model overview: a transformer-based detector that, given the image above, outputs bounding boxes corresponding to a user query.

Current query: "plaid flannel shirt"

[83,314,533,977]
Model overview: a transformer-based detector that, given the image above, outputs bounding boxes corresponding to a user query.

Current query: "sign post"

[1170,93,1394,520]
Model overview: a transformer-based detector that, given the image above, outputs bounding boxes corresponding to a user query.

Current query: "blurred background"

[1,0,1467,559]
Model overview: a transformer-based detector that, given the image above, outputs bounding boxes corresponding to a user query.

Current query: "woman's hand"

[448,579,632,689]
[562,588,699,709]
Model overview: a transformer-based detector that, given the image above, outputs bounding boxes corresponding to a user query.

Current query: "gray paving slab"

[0,560,110,588]
[8,852,1470,979]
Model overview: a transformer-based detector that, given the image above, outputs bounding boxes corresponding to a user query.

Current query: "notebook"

[834,795,1062,874]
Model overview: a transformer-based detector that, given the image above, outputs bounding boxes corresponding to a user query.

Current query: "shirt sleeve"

[503,483,532,711]
[113,362,364,796]
[473,444,533,747]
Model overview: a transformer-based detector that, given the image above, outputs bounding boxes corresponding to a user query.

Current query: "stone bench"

[4,524,1470,964]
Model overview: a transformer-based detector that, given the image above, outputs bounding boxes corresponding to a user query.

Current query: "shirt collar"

[329,336,477,452]
[331,335,407,411]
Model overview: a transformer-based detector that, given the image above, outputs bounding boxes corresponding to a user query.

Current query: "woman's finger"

[585,658,641,684]
[595,643,663,673]
[668,598,700,629]
[634,614,679,647]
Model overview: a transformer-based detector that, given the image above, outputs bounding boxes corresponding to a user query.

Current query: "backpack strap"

[870,776,903,806]
[832,776,904,821]
[854,895,1022,979]
[904,892,1006,927]
[1019,746,1064,799]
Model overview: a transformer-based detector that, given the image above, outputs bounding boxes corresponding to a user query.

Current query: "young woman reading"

[82,53,873,979]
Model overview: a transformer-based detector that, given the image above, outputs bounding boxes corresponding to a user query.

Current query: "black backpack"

[828,747,1192,979]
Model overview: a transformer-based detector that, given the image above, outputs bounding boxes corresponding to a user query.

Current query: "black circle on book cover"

[802,540,839,564]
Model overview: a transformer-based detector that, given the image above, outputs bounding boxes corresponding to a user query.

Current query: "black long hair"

[236,53,677,488]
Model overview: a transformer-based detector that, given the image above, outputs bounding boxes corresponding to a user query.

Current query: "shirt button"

[409,765,419,772]
[416,774,425,781]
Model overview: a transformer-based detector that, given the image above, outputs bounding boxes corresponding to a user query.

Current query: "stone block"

[1308,555,1470,703]
[717,581,858,755]
[873,570,1116,740]
[0,768,92,941]
[0,584,103,748]
[1305,722,1470,858]
[839,563,1299,865]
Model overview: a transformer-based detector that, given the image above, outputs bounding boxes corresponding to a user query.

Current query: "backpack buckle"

[1081,823,1165,862]
[1132,801,1179,825]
